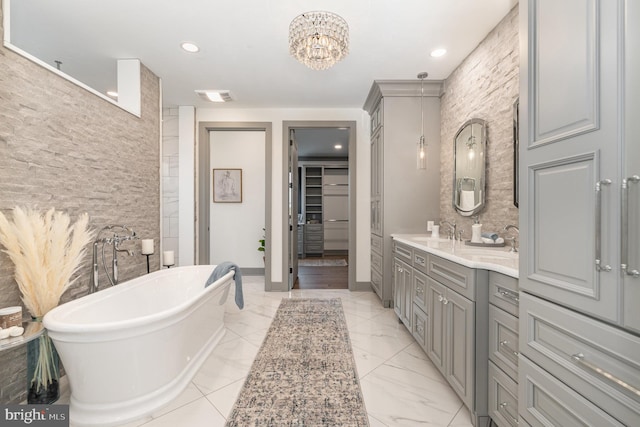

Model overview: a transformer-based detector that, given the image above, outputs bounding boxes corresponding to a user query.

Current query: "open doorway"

[283,121,356,290]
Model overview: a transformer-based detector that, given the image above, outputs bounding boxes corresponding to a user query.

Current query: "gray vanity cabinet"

[364,81,441,307]
[487,272,520,427]
[393,258,412,329]
[393,241,415,330]
[423,253,489,425]
[426,276,475,409]
[519,1,640,424]
[426,277,446,372]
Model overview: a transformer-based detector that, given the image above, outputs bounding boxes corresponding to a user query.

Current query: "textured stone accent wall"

[440,6,519,239]
[162,108,180,264]
[0,1,161,403]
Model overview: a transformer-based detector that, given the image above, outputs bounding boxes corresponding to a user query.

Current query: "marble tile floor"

[59,276,473,427]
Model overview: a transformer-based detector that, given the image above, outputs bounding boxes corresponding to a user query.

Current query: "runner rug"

[225,298,369,426]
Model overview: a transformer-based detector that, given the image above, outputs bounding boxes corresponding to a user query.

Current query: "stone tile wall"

[439,6,520,239]
[0,2,161,403]
[162,108,179,265]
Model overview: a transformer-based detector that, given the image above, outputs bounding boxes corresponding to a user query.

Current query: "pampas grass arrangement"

[0,206,94,402]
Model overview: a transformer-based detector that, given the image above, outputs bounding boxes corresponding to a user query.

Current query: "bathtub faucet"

[91,225,138,293]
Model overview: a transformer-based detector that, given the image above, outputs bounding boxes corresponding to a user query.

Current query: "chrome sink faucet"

[440,220,457,240]
[503,224,519,252]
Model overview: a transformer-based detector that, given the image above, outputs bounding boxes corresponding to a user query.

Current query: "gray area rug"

[298,258,348,267]
[226,298,369,426]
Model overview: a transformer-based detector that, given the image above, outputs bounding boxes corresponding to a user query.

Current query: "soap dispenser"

[471,216,483,243]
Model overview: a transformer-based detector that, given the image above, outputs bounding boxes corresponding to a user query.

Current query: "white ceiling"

[6,0,517,109]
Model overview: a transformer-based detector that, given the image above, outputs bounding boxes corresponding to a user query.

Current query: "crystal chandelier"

[289,11,349,71]
[417,72,428,169]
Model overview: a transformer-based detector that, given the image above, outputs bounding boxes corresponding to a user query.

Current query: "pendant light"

[417,72,428,169]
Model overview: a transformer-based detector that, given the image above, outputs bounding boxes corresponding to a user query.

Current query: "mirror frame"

[452,118,487,217]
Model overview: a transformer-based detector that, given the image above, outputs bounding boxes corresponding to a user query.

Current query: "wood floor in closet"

[293,255,348,289]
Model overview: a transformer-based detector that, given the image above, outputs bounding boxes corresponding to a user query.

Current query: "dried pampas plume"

[0,207,94,317]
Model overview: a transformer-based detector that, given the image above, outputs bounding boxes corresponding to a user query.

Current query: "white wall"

[209,130,266,267]
[178,106,195,265]
[194,108,371,285]
[162,107,180,264]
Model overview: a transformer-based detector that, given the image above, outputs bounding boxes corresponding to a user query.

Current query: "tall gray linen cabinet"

[364,80,442,307]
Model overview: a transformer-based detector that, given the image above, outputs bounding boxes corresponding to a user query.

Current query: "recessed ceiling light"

[181,42,200,53]
[430,48,447,58]
[334,144,343,150]
[195,90,233,103]
[106,90,118,98]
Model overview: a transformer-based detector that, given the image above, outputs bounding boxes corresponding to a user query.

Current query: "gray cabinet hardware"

[498,402,519,425]
[499,340,519,357]
[498,287,519,303]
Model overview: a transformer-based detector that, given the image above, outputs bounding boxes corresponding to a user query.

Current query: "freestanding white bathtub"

[43,265,235,427]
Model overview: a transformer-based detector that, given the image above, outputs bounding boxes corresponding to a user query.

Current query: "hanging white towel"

[459,190,475,211]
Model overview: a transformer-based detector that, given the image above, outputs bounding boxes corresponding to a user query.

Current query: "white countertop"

[391,234,519,278]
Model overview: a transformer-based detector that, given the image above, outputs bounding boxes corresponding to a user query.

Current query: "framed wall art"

[213,168,242,203]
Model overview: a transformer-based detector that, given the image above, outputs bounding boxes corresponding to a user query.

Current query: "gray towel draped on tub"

[205,262,243,309]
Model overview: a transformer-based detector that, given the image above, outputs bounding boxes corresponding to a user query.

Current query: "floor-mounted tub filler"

[43,265,236,427]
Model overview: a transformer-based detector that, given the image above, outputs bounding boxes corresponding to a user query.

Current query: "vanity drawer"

[413,248,428,274]
[426,254,476,300]
[371,251,383,275]
[412,270,428,313]
[489,305,519,382]
[520,293,640,426]
[489,361,519,427]
[489,271,520,317]
[393,241,412,263]
[371,234,383,255]
[412,303,428,350]
[519,356,625,427]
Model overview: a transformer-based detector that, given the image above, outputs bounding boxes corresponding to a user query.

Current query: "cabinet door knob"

[438,295,444,302]
[443,298,449,305]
